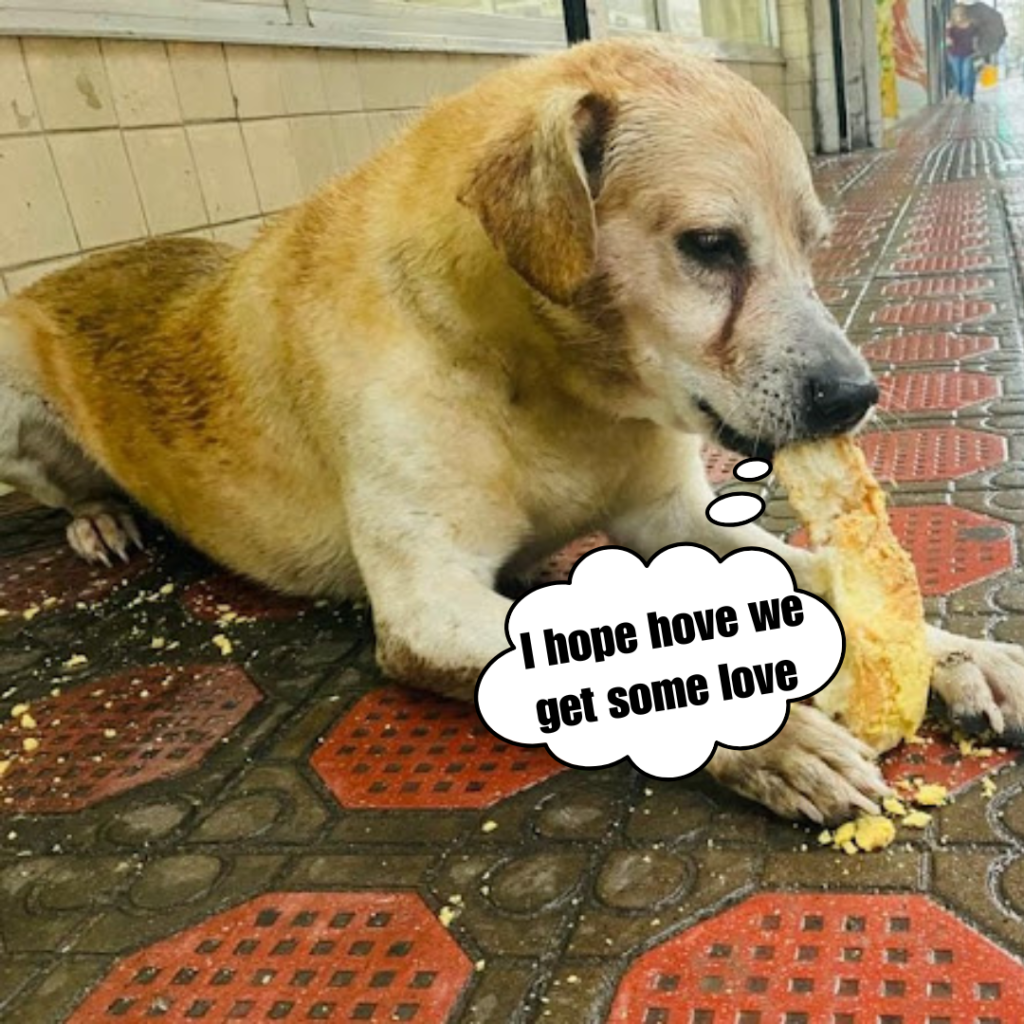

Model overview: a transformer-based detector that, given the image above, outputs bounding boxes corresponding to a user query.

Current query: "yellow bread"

[775,437,932,752]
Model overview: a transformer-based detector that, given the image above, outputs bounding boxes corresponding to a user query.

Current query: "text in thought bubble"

[475,544,845,778]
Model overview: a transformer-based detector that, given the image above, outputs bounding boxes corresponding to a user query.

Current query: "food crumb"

[103,728,117,739]
[854,815,897,852]
[481,820,498,833]
[10,703,29,719]
[22,737,39,753]
[18,713,36,730]
[982,777,997,799]
[474,960,486,972]
[882,796,907,817]
[817,829,833,846]
[901,810,932,829]
[151,638,166,650]
[914,784,948,807]
[63,654,88,670]
[437,905,459,928]
[0,761,10,777]
[212,634,234,656]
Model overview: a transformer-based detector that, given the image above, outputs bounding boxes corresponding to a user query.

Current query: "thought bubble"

[475,544,845,778]
[705,459,774,526]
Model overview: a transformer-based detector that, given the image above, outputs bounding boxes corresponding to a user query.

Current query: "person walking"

[947,4,980,102]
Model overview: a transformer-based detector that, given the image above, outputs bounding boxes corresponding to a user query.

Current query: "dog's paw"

[67,508,143,567]
[928,626,1024,744]
[706,702,891,825]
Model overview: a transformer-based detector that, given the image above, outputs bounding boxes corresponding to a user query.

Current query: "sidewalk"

[3,83,1024,1023]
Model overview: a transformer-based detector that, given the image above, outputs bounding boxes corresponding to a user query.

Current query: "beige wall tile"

[242,119,302,213]
[50,130,146,250]
[168,42,235,122]
[103,40,180,127]
[212,217,265,249]
[318,49,363,112]
[125,127,207,235]
[366,110,416,150]
[332,112,375,172]
[225,45,285,118]
[276,48,328,114]
[444,54,492,94]
[22,38,115,130]
[0,136,77,268]
[417,53,453,102]
[290,116,341,194]
[358,52,422,111]
[0,39,40,135]
[188,122,260,223]
[5,254,80,295]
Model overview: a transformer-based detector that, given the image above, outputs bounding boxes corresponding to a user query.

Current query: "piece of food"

[913,783,948,807]
[775,437,932,752]
[854,814,897,851]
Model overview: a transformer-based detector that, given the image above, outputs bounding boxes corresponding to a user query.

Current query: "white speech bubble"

[475,544,845,778]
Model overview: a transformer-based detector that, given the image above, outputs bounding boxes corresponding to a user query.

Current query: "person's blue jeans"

[949,54,976,100]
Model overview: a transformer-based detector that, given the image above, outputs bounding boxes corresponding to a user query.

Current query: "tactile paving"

[312,687,564,809]
[67,891,472,1023]
[878,371,999,413]
[703,444,740,484]
[0,545,149,617]
[791,505,1013,596]
[0,665,261,813]
[872,299,997,325]
[608,892,1024,1023]
[182,572,314,623]
[861,332,997,364]
[882,722,1017,795]
[858,427,1006,482]
[891,255,995,275]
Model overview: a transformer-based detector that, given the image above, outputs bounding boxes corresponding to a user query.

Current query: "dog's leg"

[927,625,1024,744]
[0,381,142,565]
[607,434,888,823]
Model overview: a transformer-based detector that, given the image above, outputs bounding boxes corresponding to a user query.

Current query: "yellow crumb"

[474,960,486,972]
[212,634,234,656]
[817,829,833,846]
[854,815,897,852]
[982,777,997,799]
[901,810,932,829]
[0,761,10,777]
[10,703,29,719]
[481,820,499,833]
[103,728,117,739]
[18,713,36,730]
[882,796,907,817]
[841,840,858,855]
[22,737,39,753]
[151,637,166,650]
[437,905,458,928]
[22,606,40,621]
[833,821,857,846]
[914,784,948,807]
[63,654,88,670]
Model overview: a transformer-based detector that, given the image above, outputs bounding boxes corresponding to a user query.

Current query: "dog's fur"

[3,39,1024,823]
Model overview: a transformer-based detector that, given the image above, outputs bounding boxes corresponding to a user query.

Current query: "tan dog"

[3,39,1023,823]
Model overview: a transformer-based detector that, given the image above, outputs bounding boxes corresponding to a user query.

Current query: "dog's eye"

[676,230,745,269]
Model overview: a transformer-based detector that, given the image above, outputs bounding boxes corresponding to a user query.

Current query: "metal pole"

[562,0,591,44]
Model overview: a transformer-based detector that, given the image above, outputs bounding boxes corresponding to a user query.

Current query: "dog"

[3,38,1023,823]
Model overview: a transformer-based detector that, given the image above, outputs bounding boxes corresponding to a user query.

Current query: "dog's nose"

[804,375,880,434]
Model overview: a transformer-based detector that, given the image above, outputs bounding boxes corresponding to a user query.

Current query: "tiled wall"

[0,36,801,298]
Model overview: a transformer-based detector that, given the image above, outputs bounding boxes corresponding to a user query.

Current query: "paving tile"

[608,892,1024,1022]
[311,687,565,810]
[66,892,473,1022]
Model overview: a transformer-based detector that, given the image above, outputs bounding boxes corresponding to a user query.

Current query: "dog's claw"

[66,509,142,568]
[708,703,890,826]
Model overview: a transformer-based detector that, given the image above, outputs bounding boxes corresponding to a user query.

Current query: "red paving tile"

[0,545,150,617]
[67,892,472,1023]
[890,254,995,273]
[878,370,999,412]
[791,505,1013,596]
[0,665,261,813]
[608,892,1024,1023]
[860,332,997,364]
[881,275,994,298]
[881,722,1018,794]
[858,427,1006,482]
[312,687,565,809]
[703,444,741,484]
[182,572,314,622]
[872,299,997,325]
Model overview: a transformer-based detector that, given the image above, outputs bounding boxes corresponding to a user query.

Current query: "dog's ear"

[458,90,614,306]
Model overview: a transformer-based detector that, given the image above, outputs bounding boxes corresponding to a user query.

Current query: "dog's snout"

[804,375,880,434]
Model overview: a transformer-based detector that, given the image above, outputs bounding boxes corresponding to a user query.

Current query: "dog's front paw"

[928,626,1024,743]
[706,702,890,825]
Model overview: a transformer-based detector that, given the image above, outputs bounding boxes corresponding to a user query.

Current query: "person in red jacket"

[947,5,980,102]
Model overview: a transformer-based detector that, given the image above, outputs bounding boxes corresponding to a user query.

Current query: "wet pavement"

[4,85,1024,1024]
